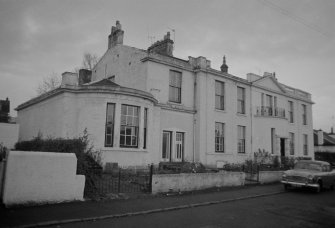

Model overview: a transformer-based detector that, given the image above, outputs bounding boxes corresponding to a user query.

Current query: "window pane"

[120,135,125,145]
[106,135,111,145]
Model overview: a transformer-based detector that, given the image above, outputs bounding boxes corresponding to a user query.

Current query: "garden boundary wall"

[152,171,245,194]
[258,171,283,184]
[2,151,85,207]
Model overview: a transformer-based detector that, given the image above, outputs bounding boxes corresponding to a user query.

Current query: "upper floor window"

[237,87,245,114]
[302,104,307,125]
[289,132,294,155]
[288,101,294,123]
[120,105,139,148]
[169,70,182,103]
[105,103,115,147]
[237,125,246,153]
[215,122,225,152]
[215,81,225,110]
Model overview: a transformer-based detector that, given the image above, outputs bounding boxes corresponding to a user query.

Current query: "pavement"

[0,183,284,228]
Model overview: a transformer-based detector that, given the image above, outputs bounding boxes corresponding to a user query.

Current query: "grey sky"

[0,0,334,131]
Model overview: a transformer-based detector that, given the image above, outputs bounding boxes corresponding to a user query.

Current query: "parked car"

[281,160,335,192]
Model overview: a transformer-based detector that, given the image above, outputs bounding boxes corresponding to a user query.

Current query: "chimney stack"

[108,20,124,49]
[78,69,92,85]
[317,129,324,146]
[61,72,78,87]
[220,55,228,73]
[147,32,174,56]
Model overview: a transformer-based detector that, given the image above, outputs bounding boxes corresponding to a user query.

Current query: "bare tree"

[36,53,99,95]
[36,72,61,95]
[82,52,99,70]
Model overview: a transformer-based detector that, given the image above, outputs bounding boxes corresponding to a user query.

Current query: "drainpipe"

[193,73,197,163]
[250,84,253,159]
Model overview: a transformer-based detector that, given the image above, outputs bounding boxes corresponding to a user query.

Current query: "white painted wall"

[258,171,284,184]
[152,172,245,194]
[200,72,253,167]
[92,45,147,91]
[2,151,85,206]
[0,123,19,149]
[251,85,314,159]
[17,94,66,141]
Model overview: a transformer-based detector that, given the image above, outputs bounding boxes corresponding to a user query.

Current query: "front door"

[280,138,285,157]
[175,132,184,162]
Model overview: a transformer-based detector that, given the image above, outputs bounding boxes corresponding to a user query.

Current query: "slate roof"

[314,130,335,146]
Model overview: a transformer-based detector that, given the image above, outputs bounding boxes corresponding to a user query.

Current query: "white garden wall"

[258,171,283,184]
[2,151,85,206]
[152,171,245,194]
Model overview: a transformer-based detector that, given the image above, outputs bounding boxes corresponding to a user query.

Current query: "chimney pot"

[220,55,228,73]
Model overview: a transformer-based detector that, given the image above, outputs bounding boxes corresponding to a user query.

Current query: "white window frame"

[237,125,246,153]
[120,105,139,148]
[169,70,182,103]
[237,87,245,114]
[215,122,225,153]
[215,81,225,110]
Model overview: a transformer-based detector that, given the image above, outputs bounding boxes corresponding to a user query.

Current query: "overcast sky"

[0,0,334,131]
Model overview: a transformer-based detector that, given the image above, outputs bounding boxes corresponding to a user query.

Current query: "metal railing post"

[118,168,121,193]
[149,164,153,193]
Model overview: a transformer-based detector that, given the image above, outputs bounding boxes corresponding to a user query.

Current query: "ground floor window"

[289,132,295,155]
[143,108,148,149]
[120,105,139,148]
[237,125,246,153]
[162,131,172,159]
[176,132,184,160]
[215,122,225,152]
[303,134,308,155]
[105,103,115,147]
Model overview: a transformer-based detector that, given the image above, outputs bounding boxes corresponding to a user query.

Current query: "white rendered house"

[16,21,314,168]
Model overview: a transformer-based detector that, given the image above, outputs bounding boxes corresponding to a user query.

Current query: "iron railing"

[256,106,286,118]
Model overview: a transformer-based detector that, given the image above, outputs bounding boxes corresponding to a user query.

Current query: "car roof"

[297,160,330,165]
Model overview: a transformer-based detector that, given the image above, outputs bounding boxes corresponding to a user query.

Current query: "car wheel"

[330,182,335,191]
[315,181,322,193]
[284,184,290,191]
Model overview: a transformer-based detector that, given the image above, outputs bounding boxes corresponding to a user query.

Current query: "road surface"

[54,188,335,228]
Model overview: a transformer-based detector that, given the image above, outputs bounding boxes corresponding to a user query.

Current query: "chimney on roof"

[317,129,324,146]
[61,72,78,86]
[78,69,92,85]
[108,20,124,49]
[263,72,273,77]
[147,32,174,56]
[220,56,228,73]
